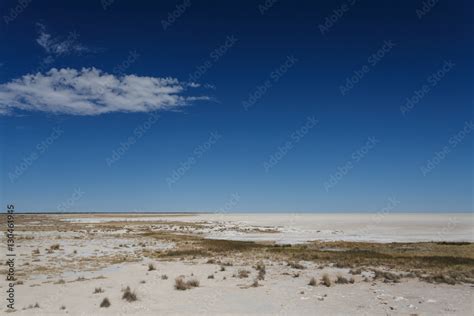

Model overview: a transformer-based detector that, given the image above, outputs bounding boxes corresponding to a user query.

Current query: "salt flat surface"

[62,213,473,244]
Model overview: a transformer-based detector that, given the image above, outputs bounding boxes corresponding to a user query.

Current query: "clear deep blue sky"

[0,0,472,212]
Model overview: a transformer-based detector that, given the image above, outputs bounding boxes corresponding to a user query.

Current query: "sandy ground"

[62,213,473,243]
[9,261,474,315]
[1,213,473,315]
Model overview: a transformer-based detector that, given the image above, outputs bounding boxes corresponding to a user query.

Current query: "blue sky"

[0,0,472,212]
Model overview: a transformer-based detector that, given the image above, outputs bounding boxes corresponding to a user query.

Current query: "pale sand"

[63,213,474,243]
[9,260,474,315]
[2,213,473,315]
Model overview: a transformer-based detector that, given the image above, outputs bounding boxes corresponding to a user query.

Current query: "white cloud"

[0,68,208,115]
[36,23,90,56]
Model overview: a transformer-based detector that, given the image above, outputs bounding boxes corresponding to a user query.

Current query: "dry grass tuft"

[349,268,362,275]
[321,273,331,287]
[308,277,317,286]
[255,262,266,280]
[288,261,305,269]
[373,270,401,283]
[93,287,104,294]
[251,279,260,287]
[50,244,60,250]
[122,286,138,302]
[238,269,250,278]
[174,277,200,290]
[148,263,156,271]
[186,278,200,287]
[100,298,110,308]
[422,273,456,285]
[161,274,168,280]
[335,275,349,284]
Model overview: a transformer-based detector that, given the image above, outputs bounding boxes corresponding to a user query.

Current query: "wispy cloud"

[0,68,209,115]
[36,23,90,56]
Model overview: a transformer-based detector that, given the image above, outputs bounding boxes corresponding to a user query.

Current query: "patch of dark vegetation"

[349,268,362,275]
[238,269,250,278]
[122,286,138,302]
[100,298,110,308]
[50,244,60,250]
[174,277,200,290]
[373,270,401,283]
[203,239,264,253]
[161,249,211,258]
[255,262,266,280]
[308,277,317,286]
[287,261,305,269]
[273,244,292,248]
[268,241,474,284]
[436,242,470,246]
[25,303,40,309]
[335,275,349,284]
[421,273,456,285]
[148,263,156,271]
[93,287,104,294]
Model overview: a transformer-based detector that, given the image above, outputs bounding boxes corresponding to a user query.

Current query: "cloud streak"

[0,68,208,115]
[36,23,90,56]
